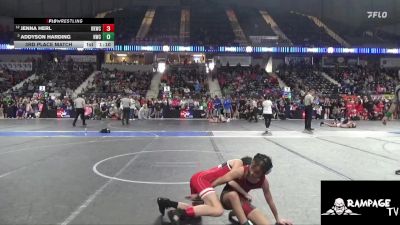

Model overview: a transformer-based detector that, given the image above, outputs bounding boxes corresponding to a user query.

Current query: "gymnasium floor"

[0,118,399,225]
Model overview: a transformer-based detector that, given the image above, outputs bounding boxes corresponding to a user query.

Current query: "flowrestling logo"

[367,11,388,19]
[321,181,400,225]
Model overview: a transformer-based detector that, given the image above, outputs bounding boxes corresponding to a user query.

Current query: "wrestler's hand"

[276,218,293,225]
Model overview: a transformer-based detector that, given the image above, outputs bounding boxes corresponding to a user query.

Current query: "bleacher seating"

[235,8,275,36]
[271,11,340,47]
[190,4,235,45]
[85,69,153,98]
[323,19,399,47]
[0,70,31,93]
[216,65,281,98]
[160,65,208,98]
[106,8,148,44]
[19,61,94,96]
[146,7,181,44]
[324,65,399,95]
[278,63,337,97]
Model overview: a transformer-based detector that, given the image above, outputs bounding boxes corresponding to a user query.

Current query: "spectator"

[138,104,149,120]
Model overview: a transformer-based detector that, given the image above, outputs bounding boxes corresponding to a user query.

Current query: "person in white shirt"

[184,87,191,96]
[73,94,86,127]
[120,94,131,125]
[130,97,138,119]
[180,97,188,110]
[138,104,149,120]
[262,95,273,135]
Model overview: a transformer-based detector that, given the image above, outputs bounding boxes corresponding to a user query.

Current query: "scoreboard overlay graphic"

[13,18,114,49]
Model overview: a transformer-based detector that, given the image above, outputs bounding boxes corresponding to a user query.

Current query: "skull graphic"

[333,198,346,215]
[322,198,359,215]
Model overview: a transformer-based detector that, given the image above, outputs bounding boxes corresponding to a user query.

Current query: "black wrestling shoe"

[395,170,400,175]
[303,129,313,134]
[242,220,254,225]
[228,211,239,224]
[320,122,324,126]
[157,197,170,216]
[167,209,185,225]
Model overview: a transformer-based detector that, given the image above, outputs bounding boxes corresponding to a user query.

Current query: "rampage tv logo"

[322,198,399,216]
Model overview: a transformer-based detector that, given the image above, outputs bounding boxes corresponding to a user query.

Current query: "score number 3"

[102,24,114,32]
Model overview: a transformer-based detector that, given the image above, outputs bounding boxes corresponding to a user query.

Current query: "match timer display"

[14,18,115,49]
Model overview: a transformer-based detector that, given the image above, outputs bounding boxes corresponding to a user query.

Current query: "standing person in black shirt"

[238,97,247,119]
[147,98,154,117]
[154,100,162,119]
[303,89,315,133]
[363,96,375,120]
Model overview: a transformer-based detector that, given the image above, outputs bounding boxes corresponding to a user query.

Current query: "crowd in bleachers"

[1,87,395,121]
[17,61,94,96]
[0,57,46,94]
[0,91,77,119]
[273,62,397,121]
[1,60,398,121]
[277,61,337,98]
[85,69,153,98]
[215,65,281,99]
[0,69,32,93]
[160,65,208,99]
[324,65,399,95]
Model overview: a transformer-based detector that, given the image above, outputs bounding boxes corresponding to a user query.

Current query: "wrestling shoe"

[228,211,239,224]
[303,129,313,134]
[157,197,170,216]
[167,209,185,225]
